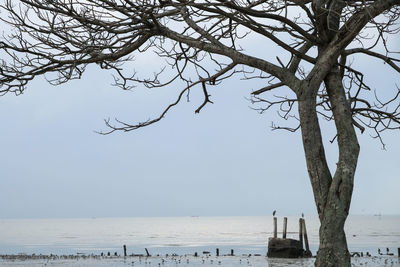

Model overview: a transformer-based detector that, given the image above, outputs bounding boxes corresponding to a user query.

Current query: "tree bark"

[314,68,359,267]
[316,207,350,267]
[297,83,332,220]
[297,67,359,267]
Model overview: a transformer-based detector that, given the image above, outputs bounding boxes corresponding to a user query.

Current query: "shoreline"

[1,253,399,267]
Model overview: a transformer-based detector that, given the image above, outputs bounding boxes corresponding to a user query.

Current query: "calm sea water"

[0,216,399,256]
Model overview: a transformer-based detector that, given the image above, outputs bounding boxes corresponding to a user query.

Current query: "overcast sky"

[0,27,399,219]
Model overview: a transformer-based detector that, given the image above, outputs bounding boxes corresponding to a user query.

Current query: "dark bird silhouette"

[301,213,304,218]
[272,210,276,216]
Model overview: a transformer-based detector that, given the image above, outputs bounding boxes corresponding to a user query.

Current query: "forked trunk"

[297,68,359,267]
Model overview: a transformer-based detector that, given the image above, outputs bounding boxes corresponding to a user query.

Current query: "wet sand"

[0,254,399,267]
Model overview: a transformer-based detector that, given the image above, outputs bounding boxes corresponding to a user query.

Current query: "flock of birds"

[1,253,398,267]
[1,211,397,266]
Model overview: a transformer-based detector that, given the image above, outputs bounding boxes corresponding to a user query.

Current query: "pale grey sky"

[0,30,399,219]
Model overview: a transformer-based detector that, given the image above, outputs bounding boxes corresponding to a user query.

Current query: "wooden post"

[230,249,234,256]
[398,248,400,257]
[283,217,287,239]
[194,252,198,257]
[216,248,219,256]
[302,219,311,256]
[299,218,303,249]
[145,248,150,257]
[123,245,127,257]
[273,217,277,238]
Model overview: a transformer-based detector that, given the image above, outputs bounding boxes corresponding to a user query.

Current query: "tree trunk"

[316,174,353,267]
[316,201,350,267]
[297,66,359,267]
[314,68,359,267]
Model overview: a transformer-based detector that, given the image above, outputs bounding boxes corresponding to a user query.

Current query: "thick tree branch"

[344,48,400,73]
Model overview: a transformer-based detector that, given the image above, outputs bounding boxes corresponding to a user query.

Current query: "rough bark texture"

[297,64,360,266]
[313,68,360,267]
[297,87,332,220]
[298,69,359,266]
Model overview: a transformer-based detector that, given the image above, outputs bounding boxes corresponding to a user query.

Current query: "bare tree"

[1,1,399,266]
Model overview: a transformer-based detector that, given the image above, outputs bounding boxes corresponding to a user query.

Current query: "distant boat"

[373,213,382,217]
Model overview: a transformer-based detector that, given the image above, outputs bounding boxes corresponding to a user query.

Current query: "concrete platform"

[267,238,305,258]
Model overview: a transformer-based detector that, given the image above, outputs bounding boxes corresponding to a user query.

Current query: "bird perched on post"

[302,213,304,218]
[272,210,276,216]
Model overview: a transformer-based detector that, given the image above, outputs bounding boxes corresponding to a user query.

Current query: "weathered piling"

[268,217,304,258]
[398,248,400,257]
[216,248,219,256]
[283,217,287,239]
[302,218,311,256]
[299,218,303,250]
[123,245,127,257]
[145,248,150,257]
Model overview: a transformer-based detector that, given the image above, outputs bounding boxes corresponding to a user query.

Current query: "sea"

[0,215,399,257]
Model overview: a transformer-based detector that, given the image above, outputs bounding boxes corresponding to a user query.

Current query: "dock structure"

[267,216,312,258]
